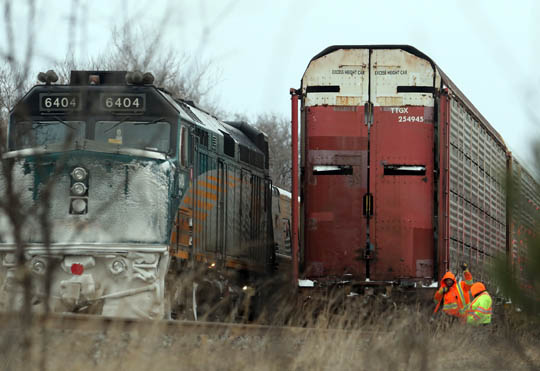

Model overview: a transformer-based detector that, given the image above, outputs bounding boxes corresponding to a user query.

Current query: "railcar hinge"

[363,193,373,217]
[364,102,374,126]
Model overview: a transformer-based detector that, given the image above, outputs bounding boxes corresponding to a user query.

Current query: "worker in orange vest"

[433,263,474,318]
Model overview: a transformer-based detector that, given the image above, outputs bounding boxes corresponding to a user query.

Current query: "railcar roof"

[159,91,262,155]
[307,45,506,149]
[220,122,264,153]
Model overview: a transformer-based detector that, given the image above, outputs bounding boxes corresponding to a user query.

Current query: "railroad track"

[0,312,380,338]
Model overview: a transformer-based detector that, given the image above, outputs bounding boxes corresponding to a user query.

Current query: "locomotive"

[291,45,538,296]
[0,70,283,319]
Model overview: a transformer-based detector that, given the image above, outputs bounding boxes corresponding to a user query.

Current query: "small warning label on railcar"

[331,69,364,75]
[374,69,408,75]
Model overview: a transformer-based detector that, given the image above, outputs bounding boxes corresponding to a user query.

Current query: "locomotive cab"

[0,70,276,320]
[0,71,186,318]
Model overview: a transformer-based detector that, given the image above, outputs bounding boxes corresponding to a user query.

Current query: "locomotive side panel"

[369,49,438,281]
[224,163,242,258]
[192,149,219,255]
[178,108,274,274]
[447,96,507,283]
[240,169,252,259]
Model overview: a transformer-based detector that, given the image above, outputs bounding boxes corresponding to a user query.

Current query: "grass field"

[1,302,538,371]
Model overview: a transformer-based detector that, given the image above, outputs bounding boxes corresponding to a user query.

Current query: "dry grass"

[1,298,539,371]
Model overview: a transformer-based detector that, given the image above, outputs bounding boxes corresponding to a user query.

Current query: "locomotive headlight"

[71,182,87,196]
[110,259,127,275]
[3,253,16,266]
[71,167,88,181]
[71,198,87,214]
[31,258,47,275]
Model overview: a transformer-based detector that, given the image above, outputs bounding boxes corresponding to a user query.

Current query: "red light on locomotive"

[71,263,84,275]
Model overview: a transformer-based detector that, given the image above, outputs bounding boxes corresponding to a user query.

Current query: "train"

[290,45,538,297]
[0,45,536,321]
[0,70,290,319]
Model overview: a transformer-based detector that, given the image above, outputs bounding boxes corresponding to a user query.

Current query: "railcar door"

[368,48,436,281]
[301,48,371,279]
[304,106,369,278]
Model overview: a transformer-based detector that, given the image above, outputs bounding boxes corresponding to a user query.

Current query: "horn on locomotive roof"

[37,70,58,85]
[68,71,155,85]
[125,71,154,85]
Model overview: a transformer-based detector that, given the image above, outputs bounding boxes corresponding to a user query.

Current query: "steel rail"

[0,312,386,337]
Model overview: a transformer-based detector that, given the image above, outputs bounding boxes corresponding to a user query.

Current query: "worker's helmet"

[471,282,486,297]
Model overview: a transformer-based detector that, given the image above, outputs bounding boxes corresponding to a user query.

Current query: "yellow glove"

[439,286,449,295]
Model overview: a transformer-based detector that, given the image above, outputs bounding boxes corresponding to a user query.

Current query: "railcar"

[508,157,539,291]
[291,45,538,296]
[0,70,277,319]
[271,186,292,269]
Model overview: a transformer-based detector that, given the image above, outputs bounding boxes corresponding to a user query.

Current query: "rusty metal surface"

[299,45,531,288]
[301,46,439,283]
[305,45,505,148]
[360,48,435,281]
[369,105,435,280]
[303,106,367,278]
[291,91,299,285]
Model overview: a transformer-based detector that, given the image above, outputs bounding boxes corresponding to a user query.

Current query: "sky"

[3,0,540,164]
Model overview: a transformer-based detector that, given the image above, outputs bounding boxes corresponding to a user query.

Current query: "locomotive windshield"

[10,120,85,150]
[9,118,172,155]
[95,120,171,153]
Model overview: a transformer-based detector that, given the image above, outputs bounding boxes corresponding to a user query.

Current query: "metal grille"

[448,97,507,282]
[509,159,539,288]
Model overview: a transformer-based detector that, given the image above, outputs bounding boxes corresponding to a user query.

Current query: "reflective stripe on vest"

[474,306,492,314]
[443,302,458,310]
[456,282,466,308]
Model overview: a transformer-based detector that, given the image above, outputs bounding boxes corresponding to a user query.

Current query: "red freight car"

[290,45,536,294]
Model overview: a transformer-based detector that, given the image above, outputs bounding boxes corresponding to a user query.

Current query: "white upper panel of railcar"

[301,46,442,107]
[302,48,369,107]
[370,48,440,107]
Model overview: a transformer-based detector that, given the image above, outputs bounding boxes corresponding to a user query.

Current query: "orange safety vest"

[433,271,473,317]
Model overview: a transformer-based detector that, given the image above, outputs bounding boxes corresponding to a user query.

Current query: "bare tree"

[54,22,221,111]
[252,113,292,191]
[0,61,32,122]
